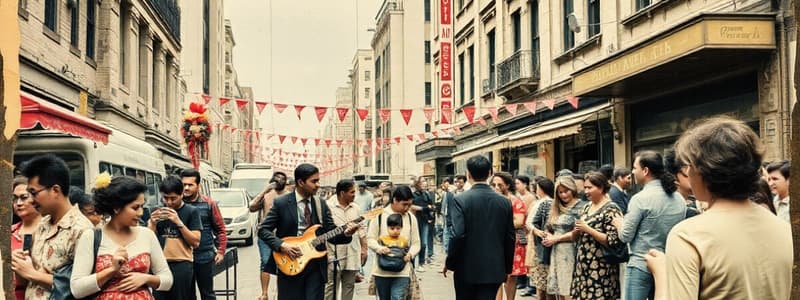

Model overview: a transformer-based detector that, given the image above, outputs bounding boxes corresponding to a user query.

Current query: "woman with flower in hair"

[70,174,173,299]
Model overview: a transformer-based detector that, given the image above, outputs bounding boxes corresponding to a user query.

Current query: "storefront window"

[555,118,614,174]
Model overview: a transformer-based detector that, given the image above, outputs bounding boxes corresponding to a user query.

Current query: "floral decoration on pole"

[182,102,212,170]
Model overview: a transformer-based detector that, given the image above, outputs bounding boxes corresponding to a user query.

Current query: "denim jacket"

[619,180,686,273]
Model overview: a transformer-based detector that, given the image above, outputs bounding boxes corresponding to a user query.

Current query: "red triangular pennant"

[324,139,332,148]
[315,138,321,146]
[336,139,343,147]
[378,109,391,124]
[314,106,328,122]
[273,103,288,113]
[300,138,308,146]
[336,107,349,122]
[201,94,211,104]
[235,99,248,111]
[294,105,306,119]
[394,137,401,144]
[365,139,372,146]
[278,135,286,144]
[463,106,476,124]
[376,139,383,146]
[356,109,369,121]
[399,109,413,125]
[290,136,298,144]
[544,99,556,110]
[524,101,538,115]
[488,107,499,122]
[255,101,268,113]
[432,131,439,138]
[219,97,231,106]
[567,96,579,109]
[476,117,486,126]
[505,104,518,116]
[422,108,435,123]
[418,133,426,140]
[406,134,414,141]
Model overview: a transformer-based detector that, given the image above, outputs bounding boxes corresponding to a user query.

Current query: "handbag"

[51,228,102,300]
[377,246,408,272]
[590,203,629,264]
[516,228,528,245]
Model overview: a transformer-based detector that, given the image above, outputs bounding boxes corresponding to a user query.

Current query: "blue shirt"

[619,179,686,273]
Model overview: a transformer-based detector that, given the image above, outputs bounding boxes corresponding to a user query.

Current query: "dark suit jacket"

[609,185,630,214]
[257,192,352,276]
[445,183,515,284]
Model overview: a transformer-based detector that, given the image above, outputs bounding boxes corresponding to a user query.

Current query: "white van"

[229,163,274,198]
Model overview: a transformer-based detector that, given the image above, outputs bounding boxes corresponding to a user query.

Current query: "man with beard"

[181,169,227,300]
[258,164,360,300]
[249,171,289,300]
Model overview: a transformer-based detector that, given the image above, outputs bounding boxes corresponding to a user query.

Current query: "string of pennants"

[225,124,459,147]
[195,93,580,126]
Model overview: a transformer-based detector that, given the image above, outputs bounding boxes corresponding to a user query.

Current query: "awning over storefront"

[507,103,611,147]
[451,126,534,162]
[19,91,112,144]
[572,14,775,97]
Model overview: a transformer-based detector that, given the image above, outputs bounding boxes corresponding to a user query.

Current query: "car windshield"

[230,178,267,197]
[211,190,247,208]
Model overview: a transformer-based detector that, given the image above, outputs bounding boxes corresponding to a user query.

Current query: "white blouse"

[70,226,173,298]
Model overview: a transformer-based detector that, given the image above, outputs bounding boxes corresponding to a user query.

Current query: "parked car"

[210,188,257,246]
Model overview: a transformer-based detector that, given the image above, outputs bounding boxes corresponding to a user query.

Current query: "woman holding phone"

[11,176,41,300]
[70,174,173,299]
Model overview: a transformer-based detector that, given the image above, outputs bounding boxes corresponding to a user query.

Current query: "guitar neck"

[311,216,365,247]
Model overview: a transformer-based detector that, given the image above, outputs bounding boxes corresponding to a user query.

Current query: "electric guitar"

[273,208,383,276]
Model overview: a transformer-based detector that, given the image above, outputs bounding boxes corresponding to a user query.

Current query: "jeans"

[417,221,430,266]
[193,258,216,300]
[257,238,273,273]
[374,276,410,300]
[426,222,435,258]
[625,266,655,300]
[442,225,453,253]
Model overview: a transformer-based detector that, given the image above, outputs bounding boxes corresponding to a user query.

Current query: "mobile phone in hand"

[23,234,33,252]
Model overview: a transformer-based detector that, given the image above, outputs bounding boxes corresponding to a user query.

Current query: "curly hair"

[93,176,147,216]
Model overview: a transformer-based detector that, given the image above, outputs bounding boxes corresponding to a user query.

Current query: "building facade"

[419,0,795,179]
[372,0,428,182]
[349,49,376,175]
[17,0,186,171]
[181,0,233,175]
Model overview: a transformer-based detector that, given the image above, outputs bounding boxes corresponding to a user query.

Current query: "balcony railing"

[482,76,495,97]
[496,50,540,91]
[146,0,181,42]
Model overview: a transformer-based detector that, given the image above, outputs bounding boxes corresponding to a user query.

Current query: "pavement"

[211,240,533,299]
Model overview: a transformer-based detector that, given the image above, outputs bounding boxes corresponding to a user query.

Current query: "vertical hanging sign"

[439,0,453,124]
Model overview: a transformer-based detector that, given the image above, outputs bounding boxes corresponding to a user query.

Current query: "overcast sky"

[225,0,378,147]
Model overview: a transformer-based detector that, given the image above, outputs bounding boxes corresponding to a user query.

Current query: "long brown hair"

[549,176,578,225]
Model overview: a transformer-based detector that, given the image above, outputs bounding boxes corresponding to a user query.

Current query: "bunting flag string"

[235,99,248,111]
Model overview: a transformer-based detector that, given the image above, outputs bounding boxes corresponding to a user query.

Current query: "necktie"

[302,198,312,225]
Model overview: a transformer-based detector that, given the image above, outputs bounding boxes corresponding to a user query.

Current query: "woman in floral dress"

[491,172,527,300]
[571,172,622,300]
[71,175,172,300]
[543,176,587,300]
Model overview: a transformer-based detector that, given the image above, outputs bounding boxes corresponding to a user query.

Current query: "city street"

[213,241,458,299]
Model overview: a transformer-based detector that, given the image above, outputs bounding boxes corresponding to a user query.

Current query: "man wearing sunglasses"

[11,154,94,300]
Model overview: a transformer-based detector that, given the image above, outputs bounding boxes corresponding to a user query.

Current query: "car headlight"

[233,213,249,223]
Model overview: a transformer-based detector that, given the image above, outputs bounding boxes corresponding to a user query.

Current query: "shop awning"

[572,14,775,97]
[507,103,612,148]
[451,126,533,162]
[19,92,112,144]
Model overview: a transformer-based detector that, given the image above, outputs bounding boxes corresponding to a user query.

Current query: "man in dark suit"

[439,177,456,251]
[258,164,360,300]
[609,166,632,214]
[443,155,515,300]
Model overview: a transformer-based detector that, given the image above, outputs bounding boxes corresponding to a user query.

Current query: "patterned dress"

[510,196,528,276]
[570,201,622,300]
[95,253,155,300]
[546,200,587,296]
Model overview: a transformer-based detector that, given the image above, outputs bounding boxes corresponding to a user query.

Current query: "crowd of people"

[8,116,794,300]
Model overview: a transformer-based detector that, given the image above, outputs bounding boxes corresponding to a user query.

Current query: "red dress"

[510,196,528,276]
[94,253,154,300]
[11,223,25,300]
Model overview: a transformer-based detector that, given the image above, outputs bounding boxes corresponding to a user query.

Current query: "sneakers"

[417,266,426,272]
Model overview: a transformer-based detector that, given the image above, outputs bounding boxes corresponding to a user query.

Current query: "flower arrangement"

[182,102,212,170]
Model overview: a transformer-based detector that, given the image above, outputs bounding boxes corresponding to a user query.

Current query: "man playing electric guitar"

[258,163,360,300]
